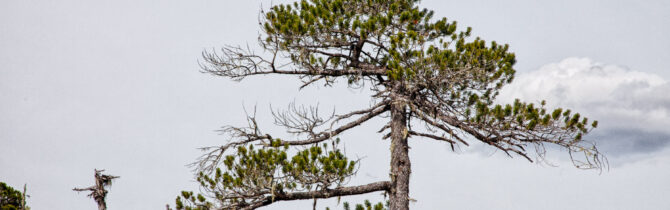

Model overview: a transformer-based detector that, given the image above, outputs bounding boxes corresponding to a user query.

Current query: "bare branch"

[408,130,456,150]
[193,101,390,174]
[241,181,390,210]
[271,103,334,137]
[200,46,386,81]
[407,104,468,146]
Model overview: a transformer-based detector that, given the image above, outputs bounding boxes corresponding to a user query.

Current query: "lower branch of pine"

[242,181,391,210]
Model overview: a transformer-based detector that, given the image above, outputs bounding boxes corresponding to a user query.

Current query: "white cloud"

[497,57,670,155]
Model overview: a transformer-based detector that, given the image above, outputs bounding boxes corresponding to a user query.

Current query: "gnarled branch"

[241,181,390,210]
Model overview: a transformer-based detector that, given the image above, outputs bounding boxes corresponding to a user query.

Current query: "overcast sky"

[1,0,669,209]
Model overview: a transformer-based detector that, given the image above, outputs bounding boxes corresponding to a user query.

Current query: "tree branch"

[241,181,391,210]
[407,130,457,150]
[200,46,387,81]
[194,102,390,174]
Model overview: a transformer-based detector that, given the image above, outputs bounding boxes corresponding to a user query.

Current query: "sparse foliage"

[179,0,606,209]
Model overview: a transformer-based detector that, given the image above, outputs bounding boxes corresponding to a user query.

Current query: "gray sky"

[1,0,669,209]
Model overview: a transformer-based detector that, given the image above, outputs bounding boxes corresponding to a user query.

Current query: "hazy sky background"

[1,0,669,209]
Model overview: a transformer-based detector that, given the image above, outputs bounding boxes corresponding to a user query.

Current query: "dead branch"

[73,169,119,210]
[193,101,390,174]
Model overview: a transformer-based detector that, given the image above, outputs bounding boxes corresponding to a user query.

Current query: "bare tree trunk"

[389,100,410,210]
[21,184,26,210]
[95,196,106,210]
[93,171,109,210]
[73,169,119,210]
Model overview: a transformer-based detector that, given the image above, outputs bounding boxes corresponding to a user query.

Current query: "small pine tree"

[0,182,28,210]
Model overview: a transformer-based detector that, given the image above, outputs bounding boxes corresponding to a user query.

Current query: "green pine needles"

[180,0,607,209]
[177,139,358,209]
[0,182,28,210]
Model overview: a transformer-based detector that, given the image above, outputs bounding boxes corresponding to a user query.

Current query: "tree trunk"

[73,169,117,210]
[94,174,108,210]
[95,197,106,210]
[21,184,26,210]
[389,100,411,210]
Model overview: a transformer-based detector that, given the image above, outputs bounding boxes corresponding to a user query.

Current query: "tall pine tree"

[177,0,605,209]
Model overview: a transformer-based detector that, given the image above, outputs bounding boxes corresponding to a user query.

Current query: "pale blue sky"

[1,1,669,209]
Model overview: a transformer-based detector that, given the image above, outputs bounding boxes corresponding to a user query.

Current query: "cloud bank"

[497,57,670,156]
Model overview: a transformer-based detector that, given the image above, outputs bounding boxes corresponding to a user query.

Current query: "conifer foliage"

[178,0,605,209]
[0,182,28,210]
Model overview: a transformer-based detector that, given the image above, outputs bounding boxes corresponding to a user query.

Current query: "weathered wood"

[243,181,391,209]
[389,95,411,210]
[73,169,119,210]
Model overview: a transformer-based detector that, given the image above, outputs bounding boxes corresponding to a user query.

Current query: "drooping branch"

[411,96,607,170]
[407,105,468,146]
[407,130,457,150]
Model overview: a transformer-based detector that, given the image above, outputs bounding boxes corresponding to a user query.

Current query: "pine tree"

[0,182,28,210]
[177,0,605,209]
